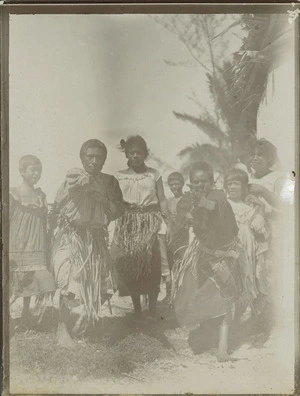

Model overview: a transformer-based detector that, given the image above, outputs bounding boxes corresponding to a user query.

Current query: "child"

[9,155,56,328]
[225,168,270,319]
[165,172,191,301]
[171,162,242,362]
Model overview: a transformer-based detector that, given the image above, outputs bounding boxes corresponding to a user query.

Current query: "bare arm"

[156,177,173,242]
[249,184,279,208]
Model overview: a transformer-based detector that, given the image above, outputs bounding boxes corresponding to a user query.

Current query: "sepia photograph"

[1,4,298,394]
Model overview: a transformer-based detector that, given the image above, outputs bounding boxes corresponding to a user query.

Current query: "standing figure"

[248,139,286,309]
[111,135,172,322]
[51,139,123,347]
[166,172,191,301]
[248,139,284,214]
[225,168,269,320]
[171,162,244,362]
[9,155,56,328]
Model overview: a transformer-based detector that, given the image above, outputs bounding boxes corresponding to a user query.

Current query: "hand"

[164,274,171,285]
[185,212,193,225]
[245,194,264,207]
[191,190,204,207]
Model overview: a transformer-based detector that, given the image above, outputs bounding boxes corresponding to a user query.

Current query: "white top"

[248,170,282,193]
[249,170,285,213]
[116,167,161,206]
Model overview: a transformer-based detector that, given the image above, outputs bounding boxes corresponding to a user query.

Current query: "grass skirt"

[171,238,245,327]
[51,218,111,322]
[111,208,162,297]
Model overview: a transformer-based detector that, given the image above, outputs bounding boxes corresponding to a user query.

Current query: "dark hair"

[251,138,278,167]
[189,161,214,184]
[80,139,107,160]
[224,168,249,189]
[19,155,42,173]
[167,172,184,185]
[120,135,149,158]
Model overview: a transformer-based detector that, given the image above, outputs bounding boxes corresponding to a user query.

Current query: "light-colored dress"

[249,170,289,298]
[112,167,163,296]
[228,200,269,297]
[117,167,160,206]
[249,170,284,214]
[9,187,56,298]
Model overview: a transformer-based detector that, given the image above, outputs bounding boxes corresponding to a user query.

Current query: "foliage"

[153,14,289,173]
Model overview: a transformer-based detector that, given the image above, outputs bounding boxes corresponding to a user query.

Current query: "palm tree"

[168,14,290,173]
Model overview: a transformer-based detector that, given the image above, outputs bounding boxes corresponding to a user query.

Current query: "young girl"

[111,135,172,322]
[225,168,270,318]
[9,155,56,328]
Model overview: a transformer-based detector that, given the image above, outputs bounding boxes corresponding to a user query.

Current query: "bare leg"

[22,297,35,328]
[141,294,148,308]
[57,295,76,348]
[148,291,159,318]
[71,311,87,337]
[22,297,31,316]
[217,313,232,362]
[131,294,142,315]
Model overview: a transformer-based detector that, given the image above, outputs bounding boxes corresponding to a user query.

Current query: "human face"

[21,164,41,186]
[127,145,146,170]
[190,170,212,197]
[81,147,106,175]
[250,148,269,175]
[226,180,243,202]
[169,180,183,198]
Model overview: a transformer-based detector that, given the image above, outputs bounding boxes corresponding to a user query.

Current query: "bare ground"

[9,292,295,394]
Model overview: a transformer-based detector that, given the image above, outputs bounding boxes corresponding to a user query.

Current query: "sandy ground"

[9,288,295,395]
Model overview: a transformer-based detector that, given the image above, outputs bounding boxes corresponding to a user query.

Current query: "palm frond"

[173,111,229,147]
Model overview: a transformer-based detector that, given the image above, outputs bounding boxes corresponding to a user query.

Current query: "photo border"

[1,3,299,395]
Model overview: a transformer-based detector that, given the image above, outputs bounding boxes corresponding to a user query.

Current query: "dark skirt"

[11,269,56,298]
[172,238,243,328]
[113,237,161,297]
[111,207,162,297]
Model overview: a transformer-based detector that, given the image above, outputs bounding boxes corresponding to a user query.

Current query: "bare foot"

[217,349,230,362]
[145,315,158,324]
[131,312,146,324]
[57,322,76,349]
[21,312,36,329]
[10,294,17,305]
[71,312,87,337]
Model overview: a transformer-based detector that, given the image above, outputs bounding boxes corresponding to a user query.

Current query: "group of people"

[9,135,287,361]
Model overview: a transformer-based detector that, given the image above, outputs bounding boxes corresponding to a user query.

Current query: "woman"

[248,139,285,213]
[171,162,244,362]
[111,135,172,321]
[248,139,289,317]
[225,168,269,320]
[51,139,123,347]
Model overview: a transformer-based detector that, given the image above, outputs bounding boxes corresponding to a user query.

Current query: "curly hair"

[224,167,249,189]
[19,155,42,173]
[119,135,149,158]
[80,139,107,160]
[251,138,278,167]
[189,161,214,184]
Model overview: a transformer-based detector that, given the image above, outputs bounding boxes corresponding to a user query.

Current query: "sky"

[9,14,245,202]
[10,13,295,203]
